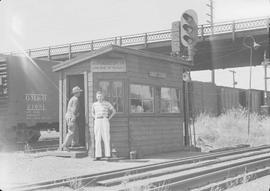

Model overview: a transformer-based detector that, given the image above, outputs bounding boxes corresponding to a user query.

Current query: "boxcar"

[0,54,59,145]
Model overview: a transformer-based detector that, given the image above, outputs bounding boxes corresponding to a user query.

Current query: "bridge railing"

[7,17,270,59]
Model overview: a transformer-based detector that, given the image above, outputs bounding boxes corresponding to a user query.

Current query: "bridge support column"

[211,69,215,84]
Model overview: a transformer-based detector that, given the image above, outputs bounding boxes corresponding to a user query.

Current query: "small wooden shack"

[53,45,190,158]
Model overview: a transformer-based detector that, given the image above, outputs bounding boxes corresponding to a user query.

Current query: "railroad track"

[17,138,59,153]
[6,145,270,191]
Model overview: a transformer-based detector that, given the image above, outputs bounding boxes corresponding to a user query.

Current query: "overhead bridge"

[6,17,270,70]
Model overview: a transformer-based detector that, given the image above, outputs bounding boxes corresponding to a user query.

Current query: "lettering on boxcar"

[25,93,47,120]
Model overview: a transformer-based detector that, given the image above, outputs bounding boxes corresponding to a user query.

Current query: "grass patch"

[194,108,270,152]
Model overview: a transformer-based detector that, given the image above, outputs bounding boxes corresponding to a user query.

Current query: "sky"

[0,0,270,90]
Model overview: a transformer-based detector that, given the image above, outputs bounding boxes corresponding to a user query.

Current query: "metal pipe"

[247,47,252,136]
[243,35,260,137]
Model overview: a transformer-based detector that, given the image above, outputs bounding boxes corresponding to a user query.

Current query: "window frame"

[129,83,155,114]
[159,87,181,114]
[97,79,125,114]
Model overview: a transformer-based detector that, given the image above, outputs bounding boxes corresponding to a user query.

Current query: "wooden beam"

[59,72,63,145]
[84,71,89,150]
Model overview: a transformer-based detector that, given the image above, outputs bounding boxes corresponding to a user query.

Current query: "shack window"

[130,84,154,113]
[98,80,124,112]
[160,87,180,113]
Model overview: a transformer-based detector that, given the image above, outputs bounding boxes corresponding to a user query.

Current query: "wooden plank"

[66,61,90,74]
[127,68,181,81]
[111,135,129,142]
[84,71,89,150]
[88,71,95,157]
[59,72,63,145]
[127,73,181,84]
[62,74,67,140]
[131,133,183,141]
[48,150,88,158]
[110,117,129,122]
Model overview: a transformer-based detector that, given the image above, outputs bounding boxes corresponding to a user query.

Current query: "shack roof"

[53,45,189,72]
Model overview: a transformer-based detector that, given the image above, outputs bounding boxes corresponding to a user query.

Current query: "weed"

[194,108,270,152]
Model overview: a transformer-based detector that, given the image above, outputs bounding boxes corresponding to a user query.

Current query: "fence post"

[232,21,236,42]
[201,25,204,39]
[144,33,148,47]
[48,47,51,60]
[28,49,31,57]
[68,44,72,60]
[114,37,118,45]
[119,36,122,46]
[91,41,94,51]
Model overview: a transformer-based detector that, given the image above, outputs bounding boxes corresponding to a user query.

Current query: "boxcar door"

[68,74,85,146]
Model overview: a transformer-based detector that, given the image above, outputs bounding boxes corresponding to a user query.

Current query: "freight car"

[0,54,59,148]
[189,81,265,116]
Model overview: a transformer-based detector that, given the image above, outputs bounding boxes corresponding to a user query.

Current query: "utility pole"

[206,0,214,35]
[261,19,270,115]
[206,0,215,84]
[229,70,237,88]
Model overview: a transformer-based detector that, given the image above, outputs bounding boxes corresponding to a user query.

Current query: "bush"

[193,108,270,152]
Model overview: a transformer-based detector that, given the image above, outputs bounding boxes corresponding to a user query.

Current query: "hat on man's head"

[72,86,83,94]
[96,90,103,95]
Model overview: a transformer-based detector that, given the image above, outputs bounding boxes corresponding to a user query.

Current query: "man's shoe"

[104,157,111,161]
[93,157,101,161]
[62,147,70,152]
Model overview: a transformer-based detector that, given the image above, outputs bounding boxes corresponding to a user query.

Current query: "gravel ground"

[226,175,270,191]
[0,150,202,189]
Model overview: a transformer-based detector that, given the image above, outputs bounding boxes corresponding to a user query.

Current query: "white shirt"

[92,101,114,118]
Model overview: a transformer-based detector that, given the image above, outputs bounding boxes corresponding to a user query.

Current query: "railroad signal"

[180,9,198,48]
[182,71,191,82]
[267,19,270,59]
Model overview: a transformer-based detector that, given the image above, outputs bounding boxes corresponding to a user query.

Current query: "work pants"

[71,126,79,146]
[62,116,77,148]
[94,118,111,157]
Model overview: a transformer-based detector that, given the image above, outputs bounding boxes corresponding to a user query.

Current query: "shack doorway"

[67,74,85,146]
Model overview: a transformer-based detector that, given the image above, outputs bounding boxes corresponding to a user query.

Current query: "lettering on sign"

[91,58,126,72]
[25,93,47,120]
[149,71,167,78]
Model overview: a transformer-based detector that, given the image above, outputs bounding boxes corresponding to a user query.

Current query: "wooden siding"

[62,60,90,75]
[110,117,129,157]
[129,116,184,157]
[126,55,182,87]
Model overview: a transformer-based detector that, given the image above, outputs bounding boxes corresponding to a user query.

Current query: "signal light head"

[183,35,193,45]
[183,13,194,23]
[183,24,193,34]
[181,9,198,48]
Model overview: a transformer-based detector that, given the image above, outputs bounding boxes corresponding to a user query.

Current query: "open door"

[68,74,85,146]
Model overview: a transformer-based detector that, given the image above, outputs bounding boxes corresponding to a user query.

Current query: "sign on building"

[91,58,126,72]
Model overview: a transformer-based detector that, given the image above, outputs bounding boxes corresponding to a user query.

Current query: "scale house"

[53,45,191,158]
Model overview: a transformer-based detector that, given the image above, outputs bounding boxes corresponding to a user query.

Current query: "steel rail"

[147,157,270,191]
[6,145,270,191]
[4,17,270,59]
[96,147,270,187]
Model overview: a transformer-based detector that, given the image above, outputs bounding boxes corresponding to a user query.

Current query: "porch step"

[69,146,86,151]
[48,149,88,158]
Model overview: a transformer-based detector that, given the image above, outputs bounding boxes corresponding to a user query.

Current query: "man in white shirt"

[60,86,83,151]
[92,91,116,160]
